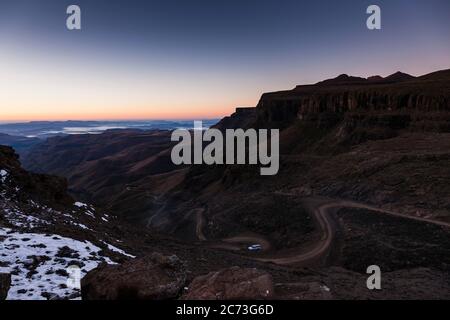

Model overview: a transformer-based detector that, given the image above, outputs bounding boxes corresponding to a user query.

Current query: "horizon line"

[0,117,223,124]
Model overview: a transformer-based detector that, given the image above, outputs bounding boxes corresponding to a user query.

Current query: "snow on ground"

[0,178,127,299]
[84,210,96,219]
[320,285,331,292]
[0,227,116,300]
[74,202,87,208]
[0,169,8,183]
[71,222,92,231]
[101,240,136,258]
[74,202,96,219]
[2,207,50,229]
[1,198,98,232]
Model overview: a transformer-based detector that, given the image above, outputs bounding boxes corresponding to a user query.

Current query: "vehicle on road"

[247,244,262,251]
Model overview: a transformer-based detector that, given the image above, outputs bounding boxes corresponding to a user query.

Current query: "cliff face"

[255,69,450,129]
[213,107,257,130]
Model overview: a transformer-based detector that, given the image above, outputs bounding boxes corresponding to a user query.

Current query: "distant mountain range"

[0,120,219,158]
[0,120,219,139]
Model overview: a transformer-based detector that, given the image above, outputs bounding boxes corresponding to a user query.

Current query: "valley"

[1,69,450,299]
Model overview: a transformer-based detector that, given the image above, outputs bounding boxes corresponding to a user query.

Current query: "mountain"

[23,69,450,225]
[367,75,384,82]
[316,74,368,86]
[257,69,449,129]
[10,69,450,300]
[417,68,450,81]
[312,71,415,87]
[213,107,257,130]
[382,71,416,83]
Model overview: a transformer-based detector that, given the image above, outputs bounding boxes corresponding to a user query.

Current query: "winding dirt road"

[256,198,450,265]
[255,200,337,265]
[197,196,450,266]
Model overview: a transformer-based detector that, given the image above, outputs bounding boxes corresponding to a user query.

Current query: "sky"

[0,0,449,121]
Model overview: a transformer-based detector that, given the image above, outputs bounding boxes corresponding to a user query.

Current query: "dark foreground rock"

[182,267,273,300]
[314,267,450,300]
[81,253,186,300]
[274,267,450,300]
[0,273,11,300]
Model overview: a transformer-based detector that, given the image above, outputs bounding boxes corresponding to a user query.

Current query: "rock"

[0,273,11,300]
[81,253,186,300]
[56,246,80,259]
[182,267,273,300]
[275,281,334,300]
[256,70,450,129]
[41,292,60,300]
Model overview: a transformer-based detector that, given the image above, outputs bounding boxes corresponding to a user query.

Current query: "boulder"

[81,253,186,300]
[182,266,273,300]
[0,273,11,300]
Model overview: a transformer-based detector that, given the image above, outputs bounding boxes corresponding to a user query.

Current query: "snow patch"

[84,210,95,219]
[2,207,50,229]
[74,202,87,208]
[74,202,96,219]
[101,241,136,258]
[320,285,331,292]
[0,169,8,183]
[0,228,115,300]
[71,222,92,231]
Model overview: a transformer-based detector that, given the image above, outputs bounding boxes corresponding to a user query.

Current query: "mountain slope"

[0,146,137,299]
[22,130,180,220]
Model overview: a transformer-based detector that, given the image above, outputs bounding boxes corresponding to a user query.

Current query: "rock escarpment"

[214,107,257,130]
[255,70,450,130]
[182,266,273,300]
[81,253,187,300]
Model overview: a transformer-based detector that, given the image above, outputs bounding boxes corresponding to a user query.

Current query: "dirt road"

[197,195,450,266]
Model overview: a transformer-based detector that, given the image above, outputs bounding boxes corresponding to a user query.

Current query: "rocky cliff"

[213,107,257,130]
[255,69,450,130]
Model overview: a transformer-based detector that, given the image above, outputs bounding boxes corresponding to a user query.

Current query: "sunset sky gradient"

[1,0,449,121]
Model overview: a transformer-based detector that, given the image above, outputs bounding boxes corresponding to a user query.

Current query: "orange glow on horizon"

[0,45,260,123]
[0,102,250,122]
[0,110,230,122]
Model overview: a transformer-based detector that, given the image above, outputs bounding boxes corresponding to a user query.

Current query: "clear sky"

[0,0,449,121]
